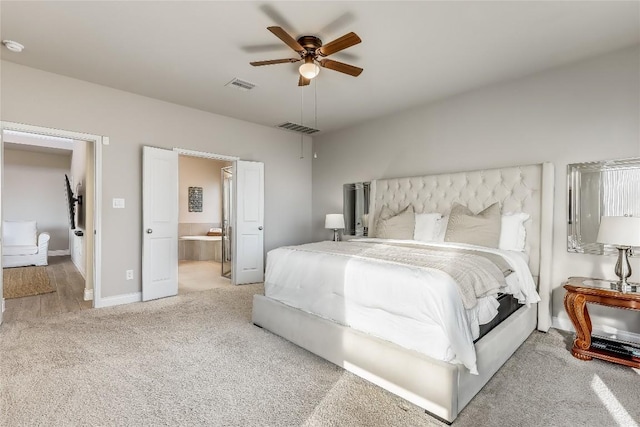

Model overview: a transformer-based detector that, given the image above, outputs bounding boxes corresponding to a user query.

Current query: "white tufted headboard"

[368,163,555,331]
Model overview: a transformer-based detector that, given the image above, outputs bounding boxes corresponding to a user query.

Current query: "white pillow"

[413,213,442,242]
[434,215,449,242]
[499,213,530,252]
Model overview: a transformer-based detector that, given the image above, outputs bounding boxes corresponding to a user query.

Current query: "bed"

[252,163,554,423]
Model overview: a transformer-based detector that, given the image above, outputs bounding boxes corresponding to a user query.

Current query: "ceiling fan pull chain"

[300,83,304,159]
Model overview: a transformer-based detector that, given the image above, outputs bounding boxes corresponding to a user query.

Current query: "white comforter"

[264,238,539,374]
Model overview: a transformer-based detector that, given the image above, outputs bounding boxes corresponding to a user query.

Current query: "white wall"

[178,156,229,225]
[1,60,313,299]
[312,46,640,334]
[3,148,71,251]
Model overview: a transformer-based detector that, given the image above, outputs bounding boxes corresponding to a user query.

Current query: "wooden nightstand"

[563,277,640,368]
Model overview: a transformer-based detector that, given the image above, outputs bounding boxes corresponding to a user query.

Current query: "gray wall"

[312,46,640,334]
[3,148,72,251]
[1,60,312,298]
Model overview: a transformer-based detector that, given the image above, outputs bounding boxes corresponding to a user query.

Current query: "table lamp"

[596,215,640,292]
[325,214,345,242]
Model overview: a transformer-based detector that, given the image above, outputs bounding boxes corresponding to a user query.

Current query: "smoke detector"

[2,40,24,53]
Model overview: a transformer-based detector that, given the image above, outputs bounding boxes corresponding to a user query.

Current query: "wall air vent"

[225,78,255,91]
[277,122,320,135]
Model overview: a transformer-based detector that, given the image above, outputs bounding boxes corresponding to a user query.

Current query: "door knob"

[146,228,153,234]
[258,226,263,230]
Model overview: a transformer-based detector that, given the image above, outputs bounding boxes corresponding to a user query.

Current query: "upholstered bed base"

[253,162,553,422]
[253,294,536,423]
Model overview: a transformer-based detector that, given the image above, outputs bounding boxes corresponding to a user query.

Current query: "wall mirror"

[343,182,370,236]
[568,158,640,254]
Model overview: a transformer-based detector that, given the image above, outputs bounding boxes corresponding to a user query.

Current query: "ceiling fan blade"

[317,32,361,57]
[268,26,305,54]
[298,75,310,86]
[318,59,363,77]
[250,58,301,66]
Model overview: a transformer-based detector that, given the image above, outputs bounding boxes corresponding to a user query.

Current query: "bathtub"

[179,235,223,262]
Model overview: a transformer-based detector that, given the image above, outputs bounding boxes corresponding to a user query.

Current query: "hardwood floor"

[3,256,91,322]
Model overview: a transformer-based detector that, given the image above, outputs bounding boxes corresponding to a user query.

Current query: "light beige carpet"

[3,266,54,299]
[1,284,639,426]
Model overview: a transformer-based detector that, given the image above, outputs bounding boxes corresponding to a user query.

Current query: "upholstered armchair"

[2,221,50,268]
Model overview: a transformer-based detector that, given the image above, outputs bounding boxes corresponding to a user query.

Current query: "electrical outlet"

[126,270,133,280]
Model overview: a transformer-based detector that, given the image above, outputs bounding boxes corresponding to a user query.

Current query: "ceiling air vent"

[225,78,255,91]
[277,122,320,135]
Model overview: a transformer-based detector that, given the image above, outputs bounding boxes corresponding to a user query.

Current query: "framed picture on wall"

[188,186,203,212]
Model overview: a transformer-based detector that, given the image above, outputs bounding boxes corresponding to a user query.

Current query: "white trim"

[83,288,94,301]
[173,148,239,162]
[2,122,102,144]
[95,292,141,308]
[71,256,86,279]
[49,249,70,257]
[1,121,104,310]
[94,138,104,309]
[1,298,4,314]
[553,316,640,344]
[537,162,555,332]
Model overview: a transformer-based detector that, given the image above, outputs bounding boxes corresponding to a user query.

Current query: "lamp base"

[614,246,633,293]
[332,229,340,242]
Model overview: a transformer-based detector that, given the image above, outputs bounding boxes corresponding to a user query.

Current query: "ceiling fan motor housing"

[297,36,322,57]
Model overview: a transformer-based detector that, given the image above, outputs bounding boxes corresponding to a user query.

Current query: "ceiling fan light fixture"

[299,57,320,79]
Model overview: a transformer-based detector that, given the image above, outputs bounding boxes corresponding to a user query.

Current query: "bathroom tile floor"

[178,260,232,294]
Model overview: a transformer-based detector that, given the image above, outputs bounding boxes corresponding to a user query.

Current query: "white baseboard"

[70,255,86,279]
[49,249,70,257]
[83,288,94,301]
[553,316,640,344]
[95,292,141,308]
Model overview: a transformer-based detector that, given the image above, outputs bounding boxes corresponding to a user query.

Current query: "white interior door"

[142,146,178,301]
[233,160,264,285]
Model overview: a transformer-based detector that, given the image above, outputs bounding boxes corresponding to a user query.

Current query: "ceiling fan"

[250,26,363,86]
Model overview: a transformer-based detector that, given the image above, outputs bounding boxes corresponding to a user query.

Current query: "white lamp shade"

[299,62,320,79]
[325,214,345,229]
[597,216,640,247]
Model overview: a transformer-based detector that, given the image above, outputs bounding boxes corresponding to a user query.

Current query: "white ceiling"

[1,1,638,135]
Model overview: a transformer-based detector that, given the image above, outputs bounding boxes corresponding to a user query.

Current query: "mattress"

[476,293,524,342]
[264,238,539,374]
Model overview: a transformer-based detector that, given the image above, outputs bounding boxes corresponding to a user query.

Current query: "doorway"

[0,122,103,324]
[177,154,233,294]
[142,146,264,302]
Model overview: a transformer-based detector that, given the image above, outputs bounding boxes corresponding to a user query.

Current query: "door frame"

[173,148,239,284]
[0,121,104,310]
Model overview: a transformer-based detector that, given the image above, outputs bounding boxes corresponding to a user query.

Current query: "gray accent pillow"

[445,202,502,248]
[375,205,415,240]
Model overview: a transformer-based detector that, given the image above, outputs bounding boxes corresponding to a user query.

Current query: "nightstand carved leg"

[564,291,592,360]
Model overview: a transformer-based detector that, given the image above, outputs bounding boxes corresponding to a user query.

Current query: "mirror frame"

[343,182,370,237]
[567,157,640,255]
